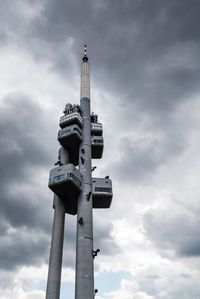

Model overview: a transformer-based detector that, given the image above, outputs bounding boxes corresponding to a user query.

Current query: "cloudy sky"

[1,0,200,298]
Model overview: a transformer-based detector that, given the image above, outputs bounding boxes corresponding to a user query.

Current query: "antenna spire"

[82,44,88,62]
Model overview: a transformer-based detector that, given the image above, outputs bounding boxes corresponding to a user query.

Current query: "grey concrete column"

[46,195,65,299]
[75,97,94,299]
[46,147,69,299]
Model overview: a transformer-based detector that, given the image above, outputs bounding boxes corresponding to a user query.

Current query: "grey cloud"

[2,0,200,124]
[0,93,55,169]
[0,190,51,232]
[0,94,56,269]
[1,3,200,297]
[128,263,200,299]
[3,0,200,112]
[93,214,121,256]
[143,208,200,258]
[0,93,57,230]
[32,0,200,114]
[0,28,8,45]
[112,136,160,183]
[0,93,119,271]
[111,117,188,184]
[0,226,49,270]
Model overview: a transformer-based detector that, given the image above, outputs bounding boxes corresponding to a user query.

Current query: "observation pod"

[91,122,103,136]
[92,177,113,208]
[91,113,103,136]
[58,124,82,166]
[48,164,82,215]
[59,104,82,129]
[91,136,104,159]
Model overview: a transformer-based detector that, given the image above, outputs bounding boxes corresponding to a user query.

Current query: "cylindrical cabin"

[58,124,82,165]
[91,113,103,136]
[91,136,104,159]
[59,104,82,129]
[92,177,113,208]
[91,122,103,136]
[49,164,82,215]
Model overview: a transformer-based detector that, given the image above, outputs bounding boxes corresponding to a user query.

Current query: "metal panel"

[91,136,104,159]
[49,164,82,215]
[80,62,90,99]
[59,112,82,129]
[58,124,82,165]
[92,178,113,208]
[91,122,103,136]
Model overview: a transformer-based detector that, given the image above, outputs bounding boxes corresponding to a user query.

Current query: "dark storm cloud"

[0,228,49,270]
[16,0,200,113]
[143,207,200,258]
[0,94,53,179]
[1,0,200,276]
[0,93,55,225]
[0,93,56,269]
[0,28,8,45]
[7,0,198,185]
[3,0,200,115]
[0,93,118,270]
[110,109,188,184]
[112,136,160,183]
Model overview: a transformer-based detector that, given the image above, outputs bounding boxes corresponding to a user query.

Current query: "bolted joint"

[81,148,85,154]
[54,160,63,166]
[87,192,91,201]
[78,217,84,225]
[80,156,85,165]
[92,166,97,172]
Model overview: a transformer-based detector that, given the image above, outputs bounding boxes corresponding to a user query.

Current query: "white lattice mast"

[80,45,90,99]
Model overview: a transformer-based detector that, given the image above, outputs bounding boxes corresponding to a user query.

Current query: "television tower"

[46,45,113,299]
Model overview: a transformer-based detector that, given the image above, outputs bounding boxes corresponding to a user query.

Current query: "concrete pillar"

[46,147,69,299]
[75,59,94,299]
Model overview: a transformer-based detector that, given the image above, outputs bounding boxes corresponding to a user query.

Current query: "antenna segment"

[84,44,87,57]
[83,44,88,62]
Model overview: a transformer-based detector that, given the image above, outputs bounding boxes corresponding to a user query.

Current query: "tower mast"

[46,45,113,299]
[75,45,94,299]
